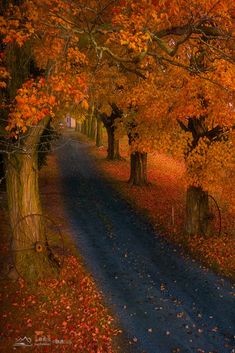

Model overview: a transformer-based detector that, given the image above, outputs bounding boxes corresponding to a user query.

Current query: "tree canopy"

[1,0,234,208]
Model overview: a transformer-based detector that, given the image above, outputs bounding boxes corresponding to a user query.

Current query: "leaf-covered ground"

[54,132,234,353]
[88,136,235,281]
[0,155,119,352]
[0,131,234,353]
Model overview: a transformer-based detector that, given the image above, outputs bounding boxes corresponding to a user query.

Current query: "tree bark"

[84,119,89,135]
[106,126,120,160]
[90,115,97,140]
[6,151,41,227]
[75,121,81,132]
[100,104,122,160]
[81,121,86,134]
[5,120,55,281]
[178,116,217,237]
[96,118,103,147]
[0,153,6,190]
[6,150,44,281]
[129,151,148,186]
[87,114,92,137]
[186,186,210,235]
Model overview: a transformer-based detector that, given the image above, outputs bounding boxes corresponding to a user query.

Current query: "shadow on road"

[57,132,235,353]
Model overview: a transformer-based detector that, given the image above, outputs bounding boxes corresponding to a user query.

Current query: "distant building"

[66,114,76,128]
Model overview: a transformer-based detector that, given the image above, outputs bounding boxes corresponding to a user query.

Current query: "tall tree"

[0,0,234,281]
[109,0,235,231]
[0,0,88,279]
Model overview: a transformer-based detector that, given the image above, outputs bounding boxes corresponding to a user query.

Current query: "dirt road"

[57,132,235,353]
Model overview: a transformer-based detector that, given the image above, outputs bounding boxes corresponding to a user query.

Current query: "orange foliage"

[106,0,235,185]
[188,235,235,276]
[111,0,233,52]
[0,66,10,89]
[91,140,235,279]
[0,255,119,352]
[1,0,234,145]
[1,0,90,136]
[0,4,34,46]
[0,154,119,352]
[0,53,10,89]
[1,0,235,240]
[5,70,88,136]
[6,78,55,134]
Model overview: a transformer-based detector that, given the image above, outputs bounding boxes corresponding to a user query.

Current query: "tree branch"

[153,28,192,56]
[119,63,146,79]
[177,119,189,132]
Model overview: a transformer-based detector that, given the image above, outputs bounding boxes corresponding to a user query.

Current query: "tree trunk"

[6,151,47,281]
[90,115,97,140]
[129,151,148,186]
[88,114,92,137]
[75,121,81,132]
[100,104,122,160]
[84,119,89,135]
[6,151,41,228]
[0,153,6,190]
[5,121,57,281]
[178,117,213,236]
[106,126,120,160]
[81,121,86,134]
[96,118,103,147]
[186,186,210,236]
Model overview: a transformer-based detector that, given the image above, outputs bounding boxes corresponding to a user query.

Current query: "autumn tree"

[106,0,235,234]
[79,0,234,193]
[0,0,234,284]
[0,0,88,279]
[173,67,234,235]
[1,0,138,279]
[76,0,235,205]
[95,114,104,147]
[88,61,128,160]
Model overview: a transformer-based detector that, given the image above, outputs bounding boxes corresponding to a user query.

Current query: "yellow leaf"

[81,99,89,110]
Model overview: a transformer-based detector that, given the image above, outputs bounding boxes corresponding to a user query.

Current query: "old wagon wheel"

[10,214,64,281]
[199,194,221,237]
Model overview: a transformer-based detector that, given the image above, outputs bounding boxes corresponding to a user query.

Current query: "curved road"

[57,132,235,353]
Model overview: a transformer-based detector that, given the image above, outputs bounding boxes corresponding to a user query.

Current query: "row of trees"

[0,0,234,280]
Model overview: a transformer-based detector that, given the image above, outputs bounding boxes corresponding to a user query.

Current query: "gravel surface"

[57,132,235,353]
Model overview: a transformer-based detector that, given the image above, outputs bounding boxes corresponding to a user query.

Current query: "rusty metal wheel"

[199,194,221,237]
[10,214,64,281]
